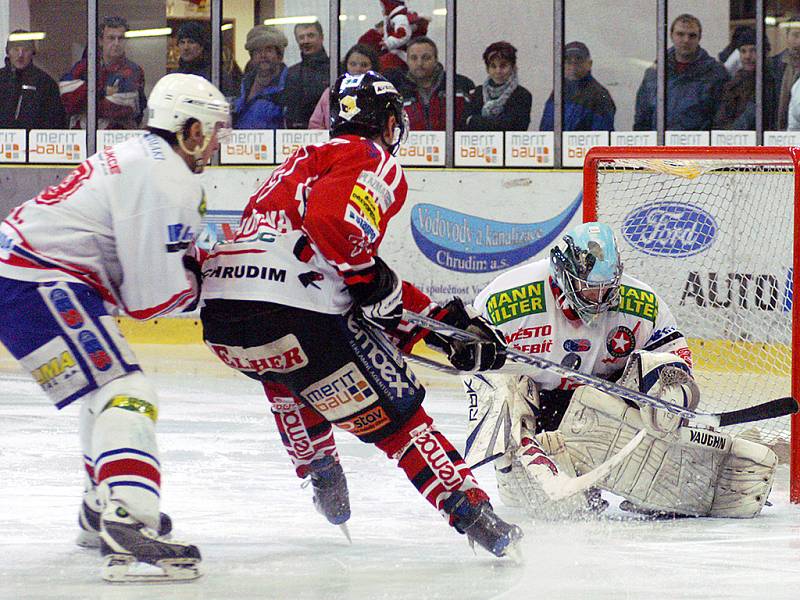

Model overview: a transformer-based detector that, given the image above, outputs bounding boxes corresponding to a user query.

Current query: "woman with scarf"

[465,41,531,131]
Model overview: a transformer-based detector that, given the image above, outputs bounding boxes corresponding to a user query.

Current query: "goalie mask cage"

[583,146,800,503]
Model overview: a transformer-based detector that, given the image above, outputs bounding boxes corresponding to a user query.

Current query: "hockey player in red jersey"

[199,71,523,557]
[0,73,230,582]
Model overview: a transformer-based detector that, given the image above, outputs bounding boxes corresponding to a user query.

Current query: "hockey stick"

[403,310,798,429]
[539,429,647,501]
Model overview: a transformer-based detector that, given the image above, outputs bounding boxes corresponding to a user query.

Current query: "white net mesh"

[591,154,794,453]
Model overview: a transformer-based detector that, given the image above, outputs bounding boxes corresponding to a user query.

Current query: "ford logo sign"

[621,201,716,257]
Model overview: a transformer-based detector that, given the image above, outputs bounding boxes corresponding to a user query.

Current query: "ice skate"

[443,489,524,558]
[99,501,201,583]
[308,456,351,540]
[77,499,173,549]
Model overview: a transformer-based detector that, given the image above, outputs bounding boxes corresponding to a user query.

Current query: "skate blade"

[102,554,202,583]
[75,529,100,549]
[339,523,352,544]
[502,538,525,564]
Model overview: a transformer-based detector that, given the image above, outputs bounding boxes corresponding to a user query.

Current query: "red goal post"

[583,146,800,503]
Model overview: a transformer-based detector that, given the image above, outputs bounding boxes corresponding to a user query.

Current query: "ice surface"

[1,347,800,600]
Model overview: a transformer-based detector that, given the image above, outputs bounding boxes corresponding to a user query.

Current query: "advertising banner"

[274,129,329,162]
[396,131,446,166]
[763,131,800,146]
[664,130,710,146]
[610,131,657,147]
[220,130,275,164]
[454,131,503,167]
[28,129,86,164]
[96,130,147,153]
[504,131,554,167]
[710,130,756,146]
[562,131,609,167]
[0,129,26,163]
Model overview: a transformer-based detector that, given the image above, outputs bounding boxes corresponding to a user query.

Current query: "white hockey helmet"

[146,73,231,149]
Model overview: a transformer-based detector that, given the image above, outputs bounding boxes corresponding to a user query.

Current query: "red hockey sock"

[263,381,339,478]
[376,407,483,514]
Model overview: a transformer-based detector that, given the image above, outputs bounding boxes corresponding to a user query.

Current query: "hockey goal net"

[583,146,800,502]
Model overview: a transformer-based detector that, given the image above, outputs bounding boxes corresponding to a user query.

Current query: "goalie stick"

[402,310,798,429]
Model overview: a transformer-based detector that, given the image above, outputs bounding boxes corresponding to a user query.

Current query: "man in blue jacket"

[539,41,615,131]
[233,25,288,129]
[634,14,728,131]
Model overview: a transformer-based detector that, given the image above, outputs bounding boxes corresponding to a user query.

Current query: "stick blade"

[718,396,798,428]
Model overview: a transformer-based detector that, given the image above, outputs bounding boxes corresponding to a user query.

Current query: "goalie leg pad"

[557,385,721,516]
[709,437,777,518]
[494,452,524,508]
[506,437,594,520]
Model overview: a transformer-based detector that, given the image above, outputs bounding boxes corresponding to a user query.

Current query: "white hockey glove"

[618,350,700,434]
[348,256,403,331]
[426,298,507,371]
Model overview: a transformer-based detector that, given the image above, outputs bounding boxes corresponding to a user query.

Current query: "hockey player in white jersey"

[0,73,230,582]
[465,222,778,519]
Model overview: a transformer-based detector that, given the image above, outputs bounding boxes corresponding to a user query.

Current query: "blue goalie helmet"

[550,222,623,324]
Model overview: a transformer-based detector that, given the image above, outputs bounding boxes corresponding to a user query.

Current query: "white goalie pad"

[462,373,538,468]
[461,374,595,517]
[551,384,777,518]
[462,374,596,518]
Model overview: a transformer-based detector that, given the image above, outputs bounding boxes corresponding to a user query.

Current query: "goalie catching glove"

[426,298,507,372]
[348,256,404,331]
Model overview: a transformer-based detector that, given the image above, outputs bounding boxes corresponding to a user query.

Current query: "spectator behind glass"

[172,21,241,100]
[388,36,474,130]
[232,26,288,129]
[283,22,329,128]
[633,14,728,131]
[715,27,775,130]
[464,42,531,131]
[771,15,800,129]
[60,16,147,129]
[0,30,66,130]
[718,25,753,77]
[308,44,379,130]
[539,41,615,131]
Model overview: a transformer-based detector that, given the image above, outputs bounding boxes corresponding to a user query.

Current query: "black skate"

[443,489,524,558]
[308,456,351,540]
[77,499,173,549]
[99,502,201,583]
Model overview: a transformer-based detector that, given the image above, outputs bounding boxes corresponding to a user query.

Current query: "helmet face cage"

[550,224,623,324]
[330,71,407,155]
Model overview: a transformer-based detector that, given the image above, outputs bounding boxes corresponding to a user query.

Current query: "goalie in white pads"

[464,222,777,519]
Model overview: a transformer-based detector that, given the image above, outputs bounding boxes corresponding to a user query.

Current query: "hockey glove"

[426,298,507,372]
[348,256,403,331]
[182,253,203,313]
